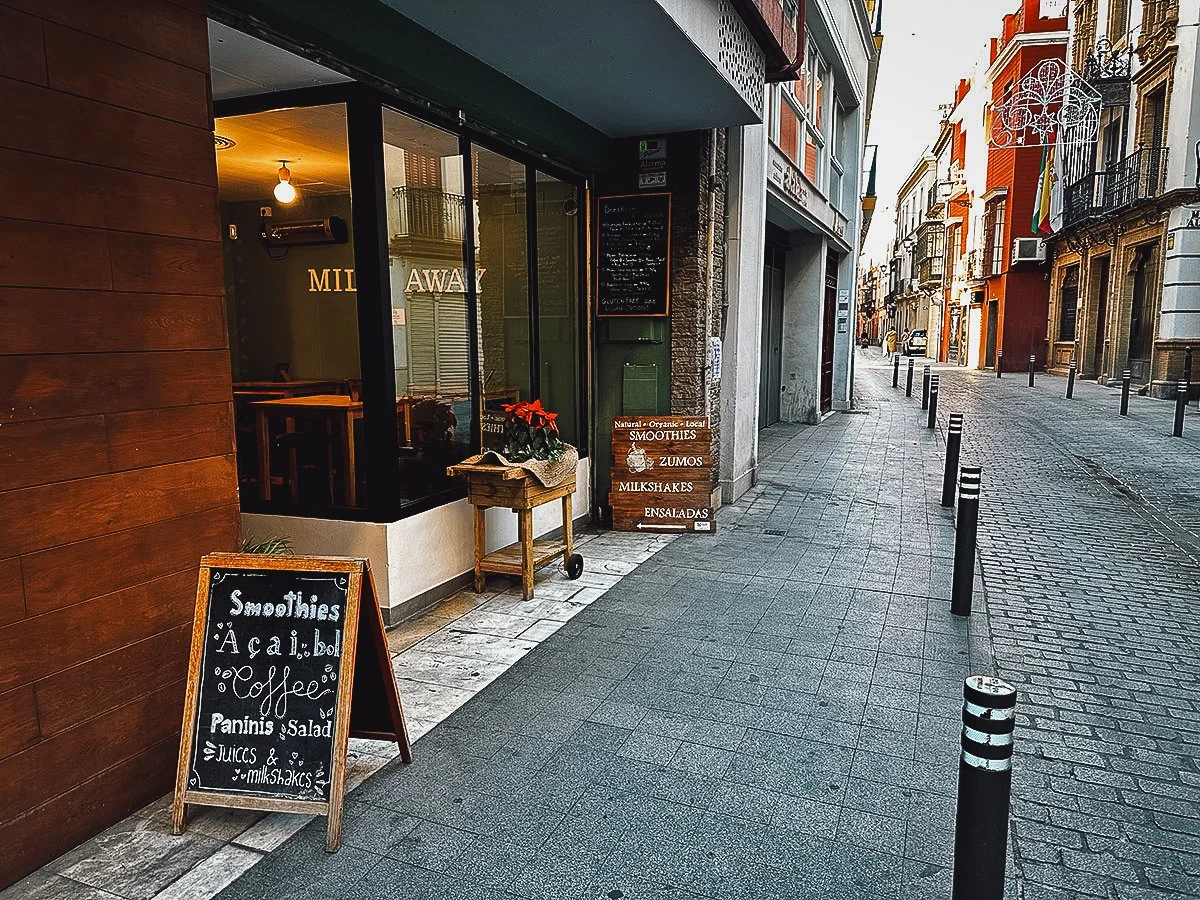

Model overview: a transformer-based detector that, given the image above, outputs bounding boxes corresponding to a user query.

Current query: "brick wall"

[0,0,239,885]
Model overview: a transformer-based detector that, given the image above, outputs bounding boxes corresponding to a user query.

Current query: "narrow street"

[194,354,1200,900]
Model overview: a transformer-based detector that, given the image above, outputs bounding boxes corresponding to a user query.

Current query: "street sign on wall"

[609,416,714,533]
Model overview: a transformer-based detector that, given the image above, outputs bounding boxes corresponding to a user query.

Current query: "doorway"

[820,249,839,414]
[1128,243,1157,383]
[985,298,998,369]
[1091,255,1110,378]
[759,238,786,427]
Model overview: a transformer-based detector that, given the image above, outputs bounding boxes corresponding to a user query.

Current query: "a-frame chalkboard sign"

[171,554,410,852]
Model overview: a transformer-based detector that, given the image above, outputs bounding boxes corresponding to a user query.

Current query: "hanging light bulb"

[273,160,297,204]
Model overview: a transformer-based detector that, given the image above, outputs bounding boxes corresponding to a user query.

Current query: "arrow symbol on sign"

[636,524,687,531]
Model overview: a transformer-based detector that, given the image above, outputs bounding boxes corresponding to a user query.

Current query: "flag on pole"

[1033,139,1055,235]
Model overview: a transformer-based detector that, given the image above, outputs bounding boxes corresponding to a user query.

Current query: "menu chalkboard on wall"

[172,554,409,852]
[597,193,671,317]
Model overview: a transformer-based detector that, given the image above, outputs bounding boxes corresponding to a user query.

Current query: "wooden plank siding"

[0,0,238,887]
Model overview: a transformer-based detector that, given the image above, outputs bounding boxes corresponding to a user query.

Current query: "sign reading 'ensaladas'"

[610,415,715,534]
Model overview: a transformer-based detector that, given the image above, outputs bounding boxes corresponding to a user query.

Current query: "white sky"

[860,0,1044,263]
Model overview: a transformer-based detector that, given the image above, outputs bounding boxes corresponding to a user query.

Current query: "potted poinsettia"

[501,399,567,463]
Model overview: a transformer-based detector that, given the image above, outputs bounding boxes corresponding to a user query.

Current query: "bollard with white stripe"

[1027,355,1035,387]
[1174,380,1187,438]
[996,349,1003,378]
[951,467,982,617]
[942,413,963,507]
[893,353,901,388]
[1066,360,1076,399]
[952,675,1017,900]
[927,373,940,429]
[922,365,932,410]
[906,358,915,397]
[1120,369,1131,416]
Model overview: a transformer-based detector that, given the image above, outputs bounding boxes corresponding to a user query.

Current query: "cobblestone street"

[186,352,1200,900]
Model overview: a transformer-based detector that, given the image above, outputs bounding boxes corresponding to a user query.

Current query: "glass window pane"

[473,146,530,447]
[216,103,367,514]
[382,107,472,506]
[535,171,581,448]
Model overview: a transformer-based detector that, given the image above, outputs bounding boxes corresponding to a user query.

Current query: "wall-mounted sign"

[610,416,714,533]
[308,268,356,293]
[597,193,671,317]
[172,554,410,852]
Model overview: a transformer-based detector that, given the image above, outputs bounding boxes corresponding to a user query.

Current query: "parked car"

[904,329,928,356]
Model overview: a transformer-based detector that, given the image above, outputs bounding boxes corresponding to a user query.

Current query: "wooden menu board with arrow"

[171,554,410,853]
[610,415,715,533]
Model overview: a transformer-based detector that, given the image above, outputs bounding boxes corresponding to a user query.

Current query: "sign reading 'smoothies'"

[610,416,715,533]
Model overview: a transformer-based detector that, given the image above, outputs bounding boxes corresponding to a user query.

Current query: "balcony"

[390,186,465,244]
[1062,147,1168,228]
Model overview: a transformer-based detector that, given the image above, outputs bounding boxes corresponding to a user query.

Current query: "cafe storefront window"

[214,90,586,524]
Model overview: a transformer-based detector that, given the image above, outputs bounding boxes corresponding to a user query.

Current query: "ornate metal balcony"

[1061,147,1168,229]
[390,186,465,243]
[1080,39,1132,108]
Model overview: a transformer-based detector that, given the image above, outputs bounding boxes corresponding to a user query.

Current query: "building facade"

[1048,0,1200,396]
[758,0,881,427]
[0,0,812,886]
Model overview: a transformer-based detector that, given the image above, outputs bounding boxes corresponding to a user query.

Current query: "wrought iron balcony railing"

[1062,147,1168,228]
[390,186,465,242]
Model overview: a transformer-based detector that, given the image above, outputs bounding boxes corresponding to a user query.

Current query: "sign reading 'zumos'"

[610,416,714,533]
[172,554,410,852]
[597,193,671,317]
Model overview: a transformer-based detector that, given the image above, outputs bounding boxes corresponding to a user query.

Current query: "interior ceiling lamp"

[273,160,297,204]
[989,59,1100,149]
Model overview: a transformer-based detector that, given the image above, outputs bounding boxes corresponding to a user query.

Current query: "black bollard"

[1186,347,1194,406]
[922,365,931,410]
[1120,369,1131,416]
[906,358,915,397]
[1027,355,1035,388]
[996,349,1003,378]
[952,675,1016,900]
[951,467,982,617]
[942,413,964,507]
[893,353,901,388]
[1066,360,1076,399]
[1174,380,1187,438]
[928,374,940,429]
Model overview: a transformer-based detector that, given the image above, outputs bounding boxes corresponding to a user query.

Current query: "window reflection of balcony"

[389,185,465,246]
[1062,147,1168,228]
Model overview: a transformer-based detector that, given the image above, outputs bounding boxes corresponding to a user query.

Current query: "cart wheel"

[564,553,584,580]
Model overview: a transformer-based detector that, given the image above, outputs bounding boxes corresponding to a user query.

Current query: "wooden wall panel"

[0,290,227,354]
[35,625,191,737]
[0,350,232,423]
[109,232,226,296]
[21,506,239,616]
[43,24,210,128]
[0,79,216,185]
[107,403,234,471]
[0,416,108,491]
[0,149,222,241]
[0,456,236,558]
[0,6,46,85]
[1,0,210,72]
[0,558,25,626]
[0,570,197,692]
[0,0,239,884]
[0,685,38,760]
[0,682,184,818]
[0,218,112,291]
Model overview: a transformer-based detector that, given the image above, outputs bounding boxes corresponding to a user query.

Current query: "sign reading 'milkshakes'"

[610,416,714,533]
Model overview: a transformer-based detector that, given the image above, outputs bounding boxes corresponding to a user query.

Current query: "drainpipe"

[705,127,719,418]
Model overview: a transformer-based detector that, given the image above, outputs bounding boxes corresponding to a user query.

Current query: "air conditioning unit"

[1012,237,1047,263]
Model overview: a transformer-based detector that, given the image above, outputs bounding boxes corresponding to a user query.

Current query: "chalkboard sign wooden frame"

[596,192,671,318]
[171,554,410,853]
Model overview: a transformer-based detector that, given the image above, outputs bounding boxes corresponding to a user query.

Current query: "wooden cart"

[446,461,584,600]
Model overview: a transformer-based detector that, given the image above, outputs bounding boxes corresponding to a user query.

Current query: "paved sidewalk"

[195,372,989,900]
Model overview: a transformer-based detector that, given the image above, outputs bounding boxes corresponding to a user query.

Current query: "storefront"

[208,42,590,619]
